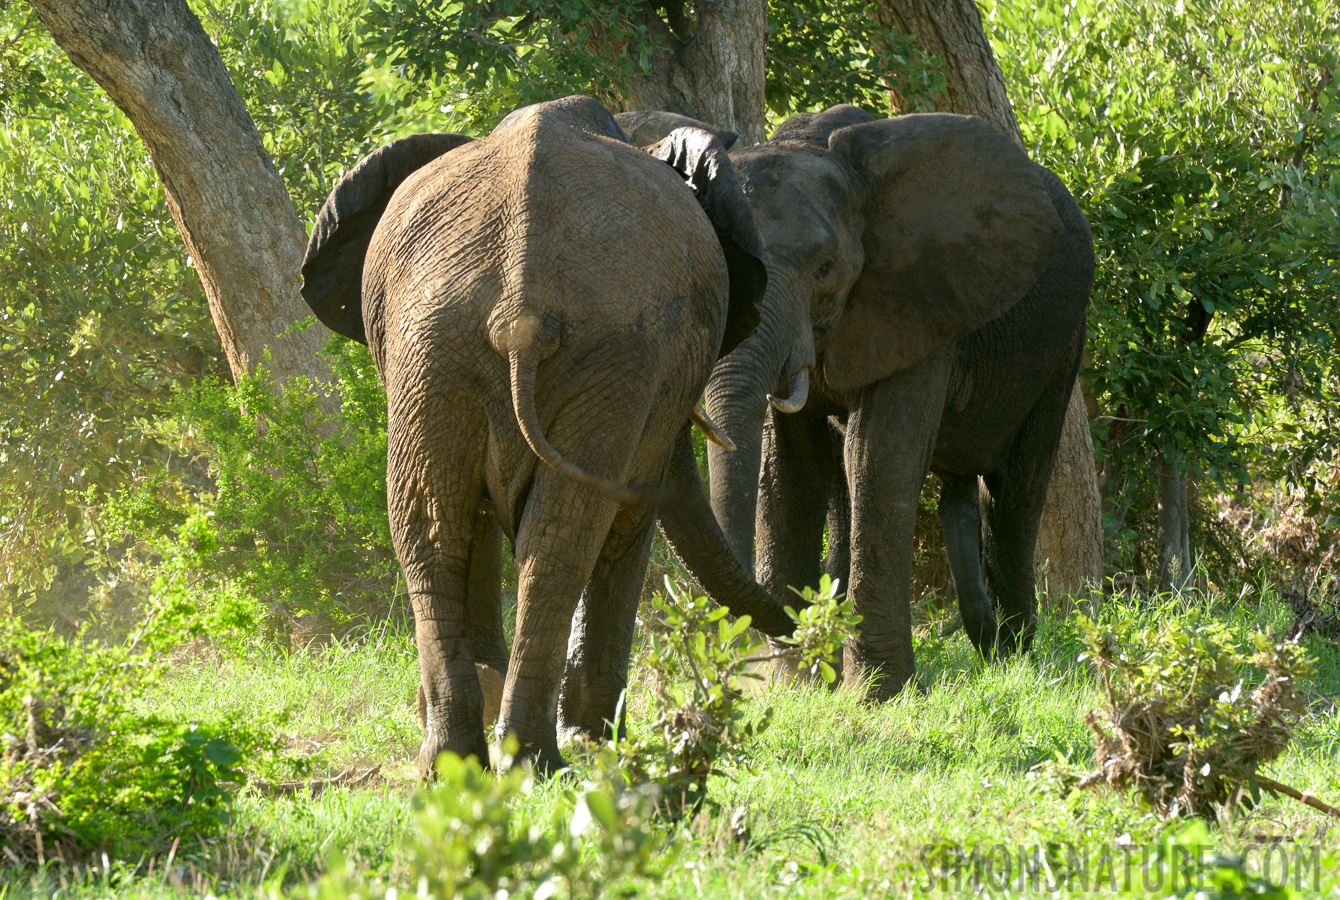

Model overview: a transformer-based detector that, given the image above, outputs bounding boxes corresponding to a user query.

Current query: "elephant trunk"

[704,275,810,571]
[659,431,797,637]
[704,352,771,572]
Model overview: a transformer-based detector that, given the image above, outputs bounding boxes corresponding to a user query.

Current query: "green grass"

[9,587,1340,898]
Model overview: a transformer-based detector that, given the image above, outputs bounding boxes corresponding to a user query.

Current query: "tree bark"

[872,0,1105,601]
[1157,454,1193,592]
[621,0,768,146]
[1035,385,1105,603]
[27,0,333,388]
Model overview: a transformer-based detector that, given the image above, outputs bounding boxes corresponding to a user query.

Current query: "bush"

[0,532,297,864]
[108,337,401,639]
[1073,610,1316,818]
[311,742,665,900]
[619,575,858,817]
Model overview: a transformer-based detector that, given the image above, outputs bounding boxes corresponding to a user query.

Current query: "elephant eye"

[814,258,836,281]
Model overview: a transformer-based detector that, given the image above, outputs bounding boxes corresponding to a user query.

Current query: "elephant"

[614,110,739,150]
[299,96,795,775]
[675,104,1094,700]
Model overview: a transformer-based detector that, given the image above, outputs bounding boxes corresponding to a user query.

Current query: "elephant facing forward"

[634,105,1094,699]
[300,97,793,775]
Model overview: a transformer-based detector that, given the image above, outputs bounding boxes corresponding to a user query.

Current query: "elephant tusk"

[768,367,810,414]
[691,403,737,452]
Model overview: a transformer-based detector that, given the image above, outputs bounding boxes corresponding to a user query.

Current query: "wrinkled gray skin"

[690,105,1094,700]
[614,110,739,150]
[300,97,794,776]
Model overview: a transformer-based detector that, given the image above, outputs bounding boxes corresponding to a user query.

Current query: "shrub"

[311,742,665,900]
[619,575,858,816]
[107,337,401,637]
[1074,611,1317,818]
[0,527,297,864]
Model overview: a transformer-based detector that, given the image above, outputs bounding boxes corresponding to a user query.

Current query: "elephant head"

[705,105,1065,569]
[614,109,739,150]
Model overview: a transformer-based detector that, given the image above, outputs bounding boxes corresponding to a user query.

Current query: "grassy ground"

[8,585,1340,898]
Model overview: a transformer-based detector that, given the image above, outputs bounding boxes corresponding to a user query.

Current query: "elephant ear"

[301,133,473,344]
[615,109,738,149]
[823,113,1062,390]
[648,127,764,358]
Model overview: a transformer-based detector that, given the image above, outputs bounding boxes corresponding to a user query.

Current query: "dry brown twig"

[247,764,382,797]
[1073,614,1338,820]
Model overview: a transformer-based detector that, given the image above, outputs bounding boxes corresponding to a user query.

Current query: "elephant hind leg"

[388,403,491,779]
[466,506,510,674]
[980,471,1046,656]
[499,467,622,774]
[557,499,658,744]
[980,381,1075,655]
[938,474,998,657]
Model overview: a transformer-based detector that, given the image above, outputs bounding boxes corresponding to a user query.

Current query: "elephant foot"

[557,716,622,747]
[414,665,504,778]
[557,677,629,745]
[995,618,1036,658]
[417,723,490,780]
[493,735,567,777]
[844,645,914,703]
[960,605,999,660]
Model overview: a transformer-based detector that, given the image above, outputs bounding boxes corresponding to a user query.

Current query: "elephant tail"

[505,327,644,506]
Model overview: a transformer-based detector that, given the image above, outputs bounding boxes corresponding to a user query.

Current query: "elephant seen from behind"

[300,96,795,776]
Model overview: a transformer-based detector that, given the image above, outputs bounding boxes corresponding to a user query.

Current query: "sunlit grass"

[9,585,1340,898]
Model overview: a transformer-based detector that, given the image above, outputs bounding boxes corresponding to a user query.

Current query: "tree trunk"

[872,0,1105,600]
[1157,453,1193,592]
[1035,384,1105,605]
[28,0,333,389]
[621,0,768,146]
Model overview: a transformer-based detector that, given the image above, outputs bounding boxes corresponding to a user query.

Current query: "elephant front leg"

[756,408,837,685]
[557,506,656,743]
[842,353,950,701]
[756,407,835,604]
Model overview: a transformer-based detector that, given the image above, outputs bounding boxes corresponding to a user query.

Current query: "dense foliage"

[0,0,412,624]
[106,339,400,637]
[0,545,295,862]
[362,0,915,132]
[985,0,1340,578]
[0,6,218,621]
